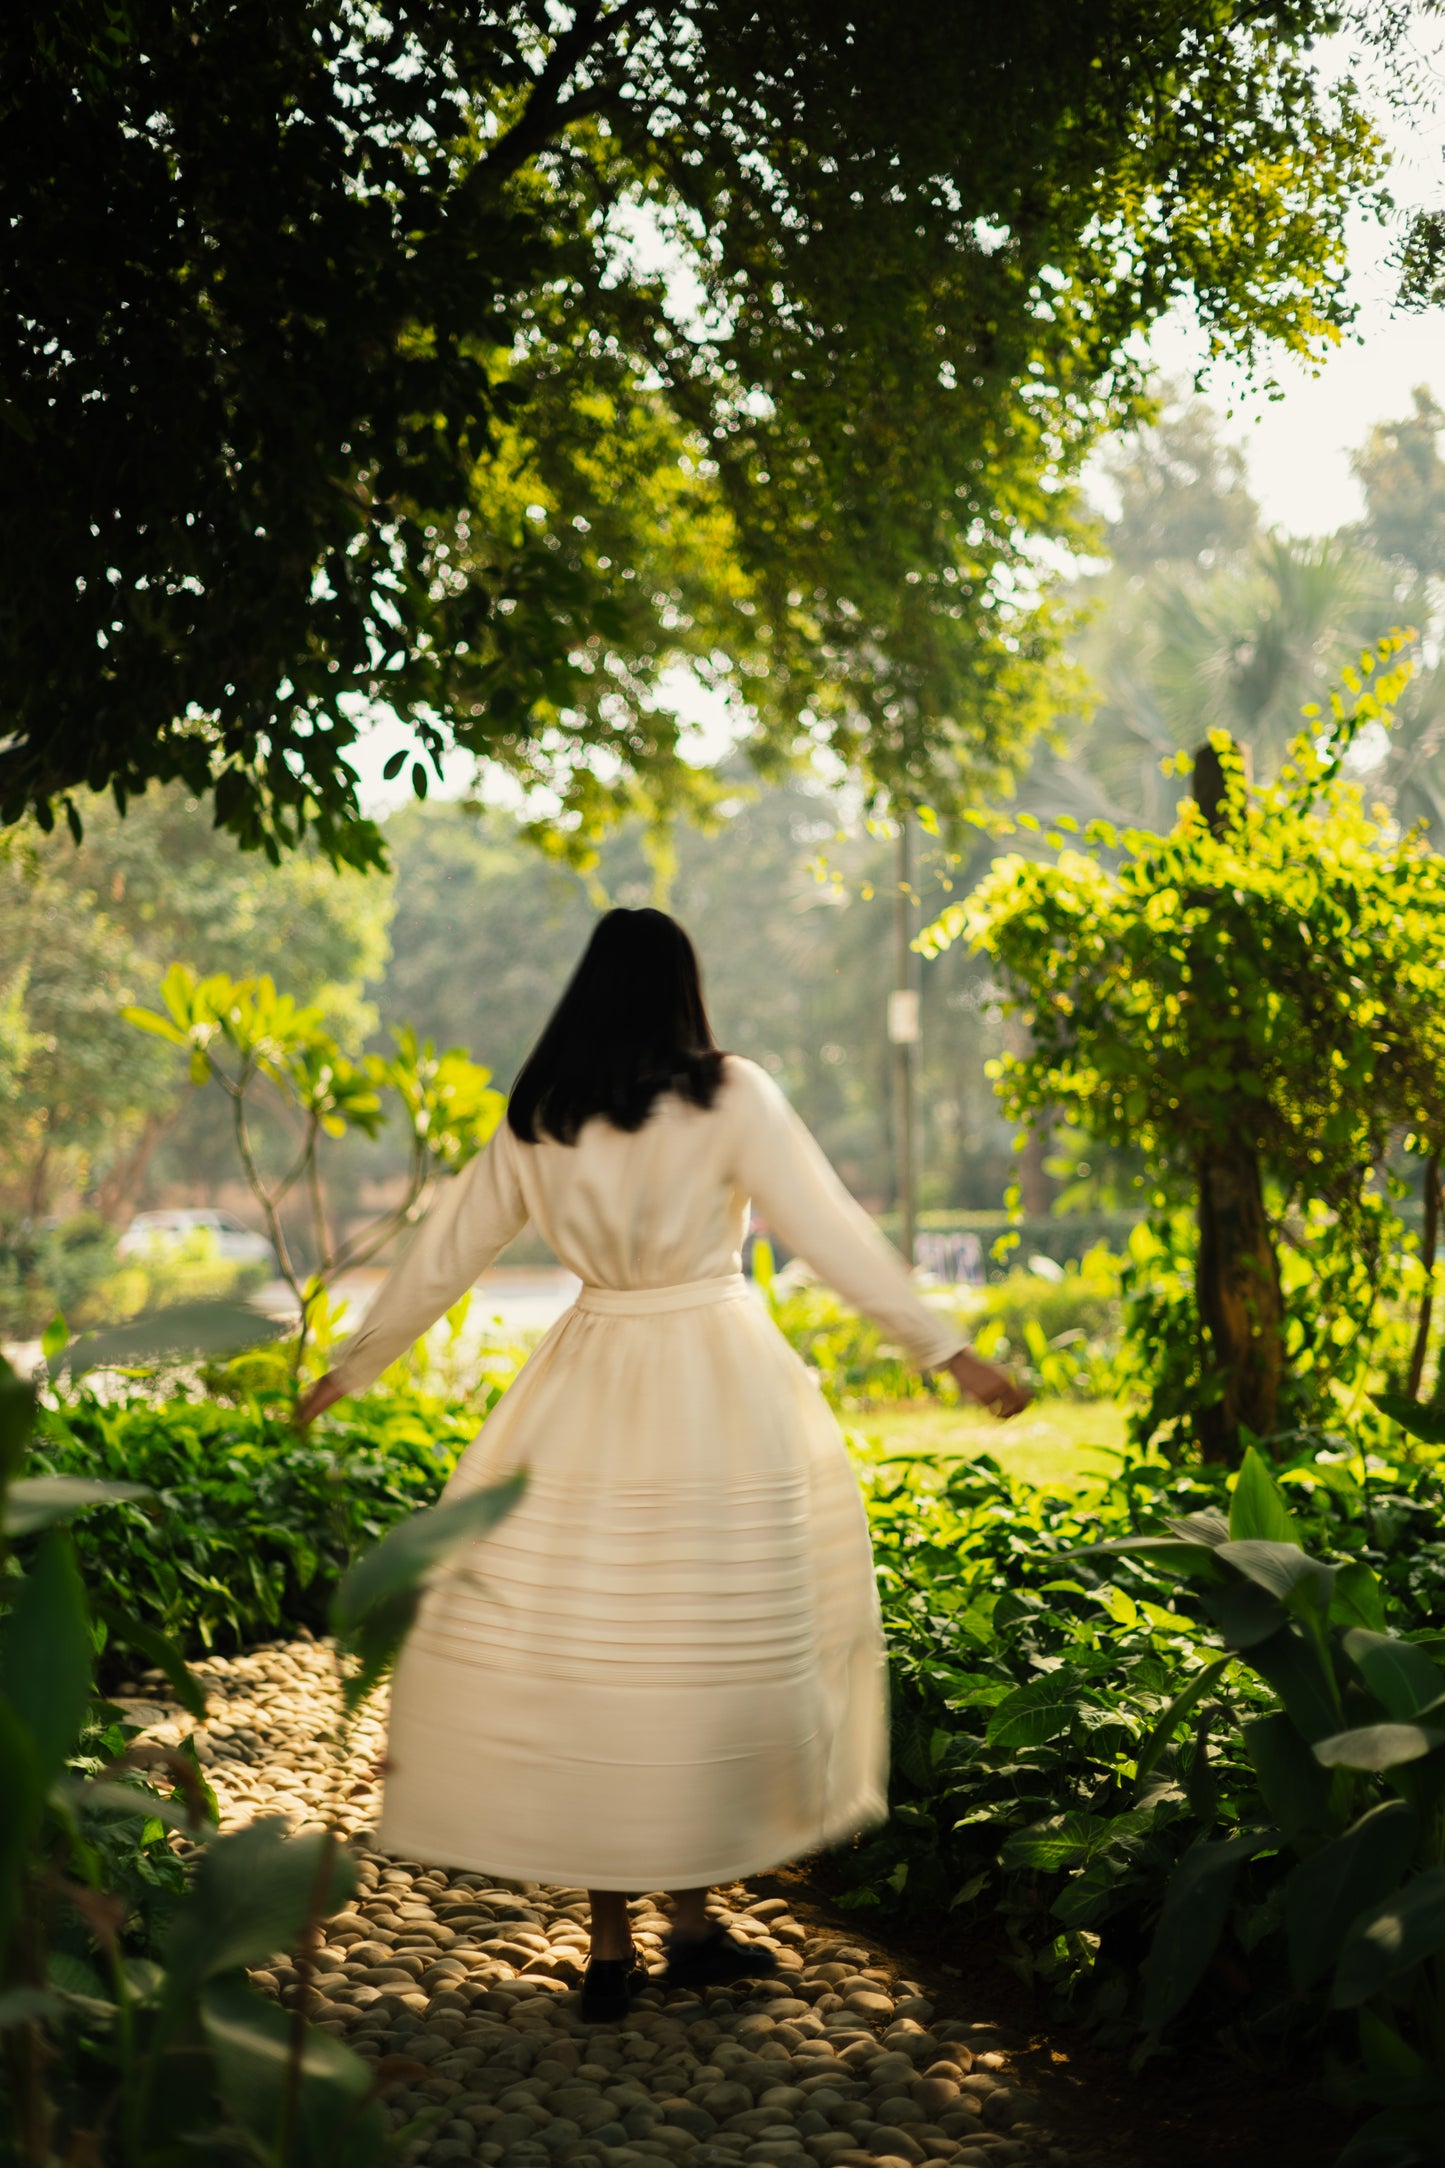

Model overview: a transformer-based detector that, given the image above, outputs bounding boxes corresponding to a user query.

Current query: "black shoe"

[663,1922,778,1991]
[580,1946,649,2023]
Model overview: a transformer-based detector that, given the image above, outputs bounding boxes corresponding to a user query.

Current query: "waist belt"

[575,1273,750,1316]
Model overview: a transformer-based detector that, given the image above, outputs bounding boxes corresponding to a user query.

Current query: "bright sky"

[349,29,1445,812]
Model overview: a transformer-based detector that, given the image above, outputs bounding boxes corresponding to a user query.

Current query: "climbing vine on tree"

[921,637,1445,1461]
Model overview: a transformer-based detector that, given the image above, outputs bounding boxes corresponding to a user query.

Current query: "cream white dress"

[331,1055,963,1890]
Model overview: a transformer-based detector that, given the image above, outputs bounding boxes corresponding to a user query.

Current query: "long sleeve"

[330,1123,529,1397]
[730,1059,965,1371]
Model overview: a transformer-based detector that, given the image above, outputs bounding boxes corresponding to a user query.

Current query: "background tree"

[0,793,390,1223]
[1,0,1382,863]
[922,656,1445,1462]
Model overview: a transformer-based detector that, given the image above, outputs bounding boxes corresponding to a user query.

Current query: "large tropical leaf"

[200,1975,387,2168]
[1314,1723,1445,1773]
[60,1299,287,1376]
[1285,1801,1419,1990]
[1342,1630,1445,1722]
[1244,1710,1332,1841]
[1371,1394,1445,1448]
[4,1474,155,1538]
[1335,1867,1445,2008]
[1247,1623,1342,1743]
[1229,1446,1301,1544]
[1216,1538,1333,1619]
[164,1821,355,1996]
[331,1472,526,1711]
[0,1531,91,1784]
[1140,1833,1262,2034]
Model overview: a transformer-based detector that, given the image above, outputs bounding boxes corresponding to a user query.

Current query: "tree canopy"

[2,0,1381,863]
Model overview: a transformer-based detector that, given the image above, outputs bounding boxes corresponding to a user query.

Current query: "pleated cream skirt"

[377,1275,889,1889]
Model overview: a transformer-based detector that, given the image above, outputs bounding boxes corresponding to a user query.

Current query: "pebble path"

[119,1636,1072,2168]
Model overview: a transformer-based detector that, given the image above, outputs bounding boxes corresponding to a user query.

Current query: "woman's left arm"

[296,1124,528,1423]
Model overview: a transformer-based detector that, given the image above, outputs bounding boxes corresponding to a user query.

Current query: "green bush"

[0,1216,266,1338]
[764,1247,1120,1407]
[29,1379,492,1659]
[1,1356,519,2165]
[840,1413,1445,2156]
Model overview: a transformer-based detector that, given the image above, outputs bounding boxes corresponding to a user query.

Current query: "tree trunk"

[92,1110,173,1224]
[1406,1146,1442,1401]
[1195,1137,1285,1462]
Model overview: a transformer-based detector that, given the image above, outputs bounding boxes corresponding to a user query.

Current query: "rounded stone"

[869,2131,925,2165]
[912,2082,958,2119]
[492,2115,542,2148]
[873,2100,925,2126]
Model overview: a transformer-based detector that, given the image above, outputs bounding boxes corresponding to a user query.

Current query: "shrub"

[28,1372,505,1660]
[0,1216,265,1338]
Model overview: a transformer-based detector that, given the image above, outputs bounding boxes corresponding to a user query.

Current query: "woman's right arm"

[296,1122,528,1421]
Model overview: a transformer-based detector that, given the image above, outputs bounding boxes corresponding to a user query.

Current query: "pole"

[889,813,920,1270]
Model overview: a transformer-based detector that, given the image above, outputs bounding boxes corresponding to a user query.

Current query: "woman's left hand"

[295,1373,346,1429]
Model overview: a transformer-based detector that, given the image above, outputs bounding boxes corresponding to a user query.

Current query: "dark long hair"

[507,908,725,1144]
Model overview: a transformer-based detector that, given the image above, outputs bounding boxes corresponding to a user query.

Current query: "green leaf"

[1217,1538,1333,1619]
[1202,1575,1288,1649]
[1371,1393,1445,1447]
[4,1475,154,1537]
[0,1698,44,1952]
[1164,1507,1230,1548]
[1140,1834,1262,2034]
[1332,1561,1389,1634]
[1342,1629,1445,1721]
[1285,1801,1419,1991]
[1133,1654,1232,1795]
[1358,2006,1427,2087]
[1247,1623,1341,1742]
[119,1004,191,1046]
[164,1821,356,1995]
[0,1987,63,2029]
[0,1361,35,1487]
[61,1776,216,1835]
[1229,1446,1301,1543]
[1314,1724,1445,1773]
[1243,1710,1331,1840]
[1056,1535,1220,1576]
[1334,1866,1445,2008]
[95,1602,208,1722]
[200,1974,386,2168]
[63,1298,287,1375]
[331,1473,526,1710]
[984,1669,1084,1752]
[1000,1812,1114,1872]
[1334,2108,1434,2168]
[0,1532,91,1784]
[39,1313,69,1363]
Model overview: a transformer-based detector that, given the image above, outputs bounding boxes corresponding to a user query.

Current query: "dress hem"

[373,1801,889,1893]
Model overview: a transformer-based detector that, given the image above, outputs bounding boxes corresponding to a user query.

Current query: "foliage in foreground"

[0,1354,521,2165]
[0,1217,264,1341]
[850,1417,1445,2164]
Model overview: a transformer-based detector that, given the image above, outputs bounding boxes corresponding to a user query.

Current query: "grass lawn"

[847,1396,1128,1496]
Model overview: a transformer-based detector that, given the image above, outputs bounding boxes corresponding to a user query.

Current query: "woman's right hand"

[946,1348,1032,1419]
[294,1372,346,1429]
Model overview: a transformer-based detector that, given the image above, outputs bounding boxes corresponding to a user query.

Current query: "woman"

[298,909,1027,2022]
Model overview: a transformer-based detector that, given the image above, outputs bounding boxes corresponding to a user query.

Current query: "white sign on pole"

[887,988,920,1045]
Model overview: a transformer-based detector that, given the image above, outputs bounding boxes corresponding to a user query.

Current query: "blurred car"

[117,1208,278,1272]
